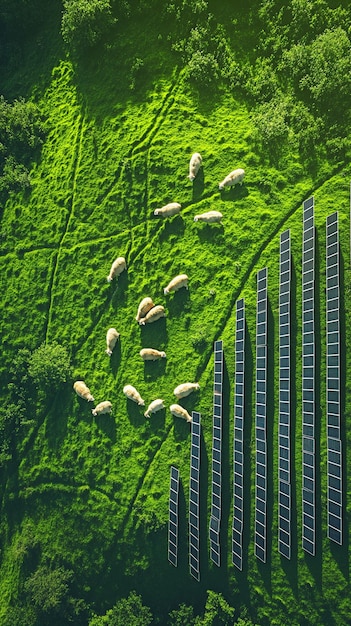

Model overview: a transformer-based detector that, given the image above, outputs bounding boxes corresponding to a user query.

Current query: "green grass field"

[1,1,351,624]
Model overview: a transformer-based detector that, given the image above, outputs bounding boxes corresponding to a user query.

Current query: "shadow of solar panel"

[168,466,180,567]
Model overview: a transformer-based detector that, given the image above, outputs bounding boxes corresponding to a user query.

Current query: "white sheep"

[144,399,165,418]
[73,380,94,402]
[105,328,120,356]
[219,168,245,190]
[173,382,200,399]
[170,403,192,423]
[135,297,154,322]
[194,210,223,223]
[188,152,202,181]
[164,273,188,295]
[123,384,145,406]
[154,202,181,217]
[92,400,112,416]
[139,304,165,325]
[107,256,126,282]
[140,348,166,361]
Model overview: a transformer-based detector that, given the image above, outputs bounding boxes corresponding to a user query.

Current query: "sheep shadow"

[157,214,185,243]
[165,288,191,318]
[219,184,248,202]
[110,269,129,309]
[109,339,122,378]
[126,398,146,427]
[143,358,167,382]
[140,316,168,347]
[147,407,166,432]
[172,416,192,441]
[195,223,225,245]
[192,167,204,201]
[94,412,117,442]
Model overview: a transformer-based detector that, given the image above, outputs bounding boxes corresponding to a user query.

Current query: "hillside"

[0,1,350,624]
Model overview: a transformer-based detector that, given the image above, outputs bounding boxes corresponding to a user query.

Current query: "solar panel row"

[326,212,342,545]
[189,412,201,580]
[255,269,268,563]
[232,299,245,571]
[278,230,292,560]
[302,197,316,556]
[168,466,179,567]
[210,340,223,566]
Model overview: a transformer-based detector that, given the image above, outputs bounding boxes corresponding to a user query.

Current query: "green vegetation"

[0,0,350,624]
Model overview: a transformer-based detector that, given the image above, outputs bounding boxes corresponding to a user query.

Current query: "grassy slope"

[0,5,350,625]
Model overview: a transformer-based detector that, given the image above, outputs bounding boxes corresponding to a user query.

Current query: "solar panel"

[255,269,268,563]
[232,298,245,570]
[168,466,179,567]
[209,340,223,566]
[278,230,291,560]
[302,197,316,556]
[326,212,342,545]
[189,412,201,580]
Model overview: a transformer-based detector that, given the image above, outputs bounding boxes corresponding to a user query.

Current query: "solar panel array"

[209,340,223,567]
[302,196,316,556]
[168,466,179,567]
[326,212,342,545]
[278,230,292,560]
[189,411,201,580]
[255,268,268,563]
[232,298,245,571]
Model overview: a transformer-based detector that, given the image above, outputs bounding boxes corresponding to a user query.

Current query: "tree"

[24,565,73,615]
[28,341,72,393]
[168,603,196,626]
[61,0,115,51]
[195,591,235,626]
[89,591,153,626]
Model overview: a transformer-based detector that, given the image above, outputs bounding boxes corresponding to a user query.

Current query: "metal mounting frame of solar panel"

[278,230,292,560]
[189,411,201,580]
[326,212,342,545]
[168,466,180,567]
[209,340,223,566]
[232,298,245,570]
[255,268,268,563]
[302,196,316,556]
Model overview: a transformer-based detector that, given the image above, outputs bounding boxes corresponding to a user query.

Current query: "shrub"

[89,591,153,626]
[28,341,72,393]
[61,0,114,51]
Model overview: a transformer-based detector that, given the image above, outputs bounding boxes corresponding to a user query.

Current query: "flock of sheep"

[73,155,245,424]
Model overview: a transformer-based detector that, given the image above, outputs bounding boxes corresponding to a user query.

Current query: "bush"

[28,341,72,393]
[61,0,115,51]
[89,591,153,626]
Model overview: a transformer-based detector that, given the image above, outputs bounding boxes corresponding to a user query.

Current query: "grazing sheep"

[140,348,166,361]
[194,210,223,224]
[154,202,181,217]
[173,382,200,399]
[92,400,112,416]
[188,152,202,181]
[170,403,192,423]
[139,304,165,326]
[219,168,245,191]
[107,256,126,282]
[73,380,94,402]
[105,328,120,356]
[123,384,145,406]
[135,297,154,322]
[144,398,165,418]
[164,273,188,295]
